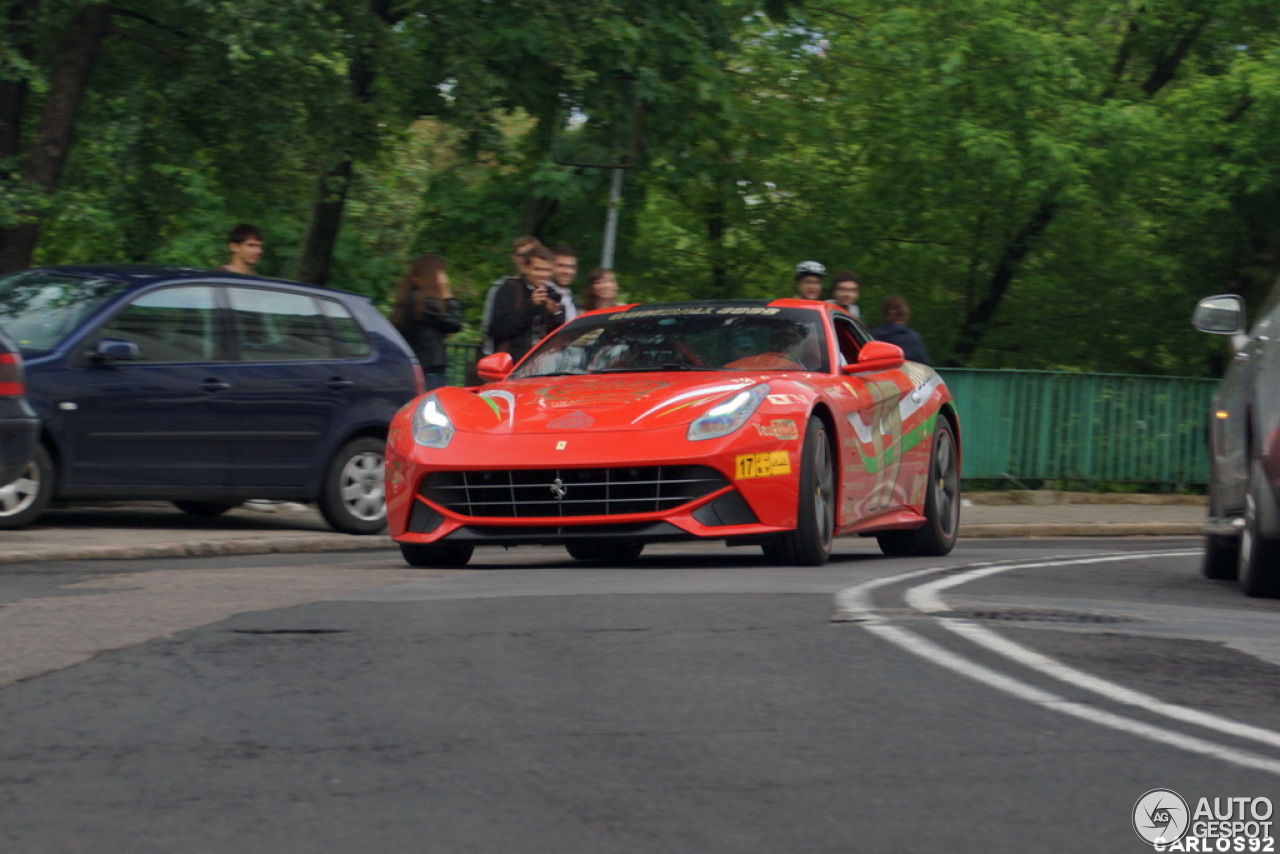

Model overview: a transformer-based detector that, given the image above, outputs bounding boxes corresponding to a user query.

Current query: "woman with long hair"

[391,253,462,390]
[580,267,620,312]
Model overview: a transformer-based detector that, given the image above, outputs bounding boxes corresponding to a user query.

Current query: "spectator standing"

[580,267,620,312]
[549,244,580,321]
[480,235,540,356]
[221,224,264,274]
[220,222,308,513]
[872,294,932,365]
[828,270,862,319]
[390,254,462,391]
[487,244,563,361]
[792,260,826,300]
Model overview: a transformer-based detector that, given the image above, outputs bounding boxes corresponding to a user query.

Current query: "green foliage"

[6,0,1280,379]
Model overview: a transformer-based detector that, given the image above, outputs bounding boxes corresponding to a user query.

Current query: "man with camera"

[486,243,566,361]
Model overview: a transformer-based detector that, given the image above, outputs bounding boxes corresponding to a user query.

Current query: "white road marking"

[833,550,1280,776]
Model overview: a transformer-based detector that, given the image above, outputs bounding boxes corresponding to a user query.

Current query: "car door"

[56,284,232,491]
[219,285,352,491]
[828,312,911,519]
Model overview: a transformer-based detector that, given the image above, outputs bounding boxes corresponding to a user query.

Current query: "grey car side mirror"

[1192,294,1245,335]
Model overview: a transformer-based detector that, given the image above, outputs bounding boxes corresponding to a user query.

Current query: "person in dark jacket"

[872,294,932,365]
[391,254,462,390]
[486,243,564,361]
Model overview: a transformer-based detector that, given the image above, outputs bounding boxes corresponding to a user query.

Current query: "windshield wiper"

[519,369,589,378]
[595,363,731,373]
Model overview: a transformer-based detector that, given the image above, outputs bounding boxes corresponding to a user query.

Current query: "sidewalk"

[0,493,1207,566]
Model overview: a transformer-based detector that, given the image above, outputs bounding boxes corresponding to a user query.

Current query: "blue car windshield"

[512,305,829,379]
[0,271,128,354]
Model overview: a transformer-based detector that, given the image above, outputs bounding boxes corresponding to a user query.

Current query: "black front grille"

[420,465,728,518]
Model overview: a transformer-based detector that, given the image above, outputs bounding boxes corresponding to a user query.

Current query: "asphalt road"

[0,537,1276,853]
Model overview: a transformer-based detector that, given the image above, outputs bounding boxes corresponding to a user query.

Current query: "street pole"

[601,166,624,269]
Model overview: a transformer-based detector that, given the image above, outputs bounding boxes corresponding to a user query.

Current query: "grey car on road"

[1193,282,1280,597]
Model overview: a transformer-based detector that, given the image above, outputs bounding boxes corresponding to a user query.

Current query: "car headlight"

[687,384,769,441]
[412,394,455,448]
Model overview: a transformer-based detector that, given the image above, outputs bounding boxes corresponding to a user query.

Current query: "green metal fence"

[442,344,1217,486]
[937,369,1217,485]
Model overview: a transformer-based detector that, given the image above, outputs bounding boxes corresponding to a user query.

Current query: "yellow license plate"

[735,451,792,479]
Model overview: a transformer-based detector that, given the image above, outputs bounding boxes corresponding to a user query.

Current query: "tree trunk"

[949,201,1056,364]
[0,3,110,273]
[705,196,728,297]
[292,0,390,285]
[293,160,354,286]
[0,0,40,165]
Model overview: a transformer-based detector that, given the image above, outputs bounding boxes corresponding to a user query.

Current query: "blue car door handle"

[200,379,231,392]
[326,376,355,390]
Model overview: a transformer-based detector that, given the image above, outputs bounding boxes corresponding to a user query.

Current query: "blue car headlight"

[412,394,455,448]
[687,384,769,441]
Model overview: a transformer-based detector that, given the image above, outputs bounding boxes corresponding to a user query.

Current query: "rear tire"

[761,416,834,566]
[173,500,239,518]
[1201,532,1240,580]
[1240,460,1280,598]
[566,540,644,562]
[319,437,387,534]
[399,542,473,568]
[0,443,54,530]
[877,419,960,557]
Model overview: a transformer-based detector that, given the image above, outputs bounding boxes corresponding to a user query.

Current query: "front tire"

[399,542,473,568]
[1240,459,1280,597]
[877,419,960,557]
[762,416,835,566]
[319,437,387,534]
[0,443,55,529]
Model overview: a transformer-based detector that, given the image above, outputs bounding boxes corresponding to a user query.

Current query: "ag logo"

[1133,788,1189,846]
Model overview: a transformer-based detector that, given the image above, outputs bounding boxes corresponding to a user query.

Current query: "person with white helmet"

[792,260,827,300]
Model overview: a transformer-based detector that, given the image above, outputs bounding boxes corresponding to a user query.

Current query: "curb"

[0,535,396,567]
[959,523,1202,538]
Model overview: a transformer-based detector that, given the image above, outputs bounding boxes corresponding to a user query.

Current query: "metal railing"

[937,369,1216,485]
[442,344,1217,485]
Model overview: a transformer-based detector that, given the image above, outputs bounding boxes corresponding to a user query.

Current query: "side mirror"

[476,352,514,382]
[1192,294,1244,335]
[90,337,141,363]
[844,340,905,374]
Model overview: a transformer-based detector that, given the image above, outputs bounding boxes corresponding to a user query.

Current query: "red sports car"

[385,299,960,567]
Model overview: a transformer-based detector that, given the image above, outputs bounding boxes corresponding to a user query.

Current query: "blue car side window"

[99,286,219,362]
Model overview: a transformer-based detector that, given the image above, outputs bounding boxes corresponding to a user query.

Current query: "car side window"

[99,286,219,363]
[228,288,338,361]
[832,314,866,366]
[319,299,372,357]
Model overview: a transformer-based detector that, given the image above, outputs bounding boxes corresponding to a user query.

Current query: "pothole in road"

[940,608,1136,624]
[230,629,350,635]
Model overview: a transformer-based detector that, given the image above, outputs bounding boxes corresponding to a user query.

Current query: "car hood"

[442,373,770,433]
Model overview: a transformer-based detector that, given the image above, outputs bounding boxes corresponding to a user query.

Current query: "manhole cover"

[941,608,1134,624]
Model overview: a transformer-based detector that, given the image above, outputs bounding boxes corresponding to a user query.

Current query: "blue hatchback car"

[0,266,423,532]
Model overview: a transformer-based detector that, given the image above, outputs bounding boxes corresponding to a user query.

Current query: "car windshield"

[512,305,829,379]
[0,271,128,354]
